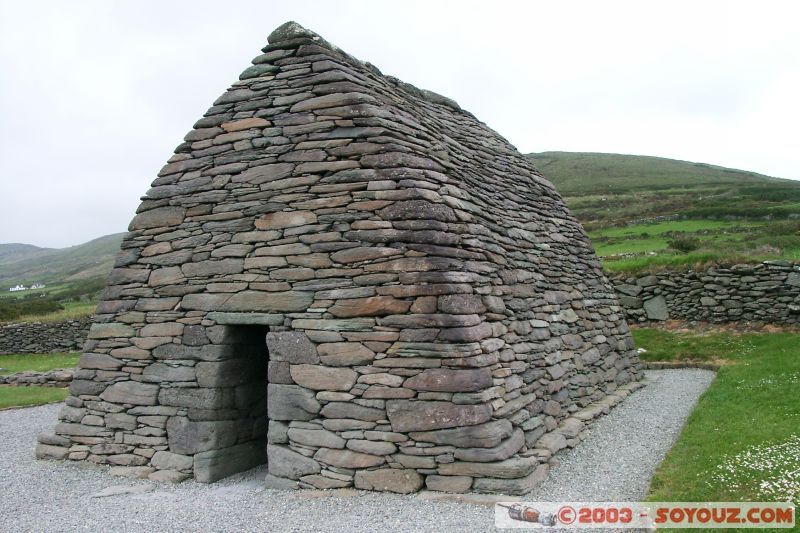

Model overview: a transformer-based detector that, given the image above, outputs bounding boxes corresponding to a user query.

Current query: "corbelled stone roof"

[38,21,642,495]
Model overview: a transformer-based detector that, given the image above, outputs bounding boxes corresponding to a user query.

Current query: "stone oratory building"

[37,22,642,494]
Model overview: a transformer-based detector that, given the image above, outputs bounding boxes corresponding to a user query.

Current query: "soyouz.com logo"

[494,502,795,529]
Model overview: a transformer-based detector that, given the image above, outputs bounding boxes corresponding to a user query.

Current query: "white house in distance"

[8,283,46,292]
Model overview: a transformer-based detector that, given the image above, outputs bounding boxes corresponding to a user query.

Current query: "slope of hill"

[527,152,790,193]
[0,233,124,289]
[0,243,51,264]
[526,152,800,269]
[527,152,800,228]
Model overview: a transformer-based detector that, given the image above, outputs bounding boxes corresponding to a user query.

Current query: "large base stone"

[354,468,424,494]
[167,417,237,455]
[472,464,549,495]
[409,419,513,448]
[149,470,190,483]
[425,475,473,493]
[268,444,321,479]
[437,456,539,479]
[300,474,352,489]
[109,466,156,479]
[386,400,492,432]
[643,296,669,321]
[194,441,267,483]
[265,474,300,490]
[35,444,68,460]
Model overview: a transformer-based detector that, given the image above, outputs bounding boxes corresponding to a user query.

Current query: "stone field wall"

[36,22,642,494]
[0,368,74,387]
[0,319,90,354]
[612,260,800,324]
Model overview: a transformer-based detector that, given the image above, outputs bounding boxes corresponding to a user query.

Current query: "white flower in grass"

[704,434,800,505]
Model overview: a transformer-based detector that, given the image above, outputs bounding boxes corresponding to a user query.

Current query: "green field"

[592,220,760,238]
[585,218,800,271]
[0,387,69,410]
[0,352,80,375]
[634,329,800,516]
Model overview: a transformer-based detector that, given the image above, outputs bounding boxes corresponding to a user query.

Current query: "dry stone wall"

[37,22,641,494]
[0,319,90,354]
[612,260,800,324]
[0,368,74,387]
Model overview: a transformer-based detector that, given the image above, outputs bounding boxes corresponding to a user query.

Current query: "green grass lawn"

[0,386,69,409]
[633,329,800,515]
[0,386,68,409]
[0,352,80,375]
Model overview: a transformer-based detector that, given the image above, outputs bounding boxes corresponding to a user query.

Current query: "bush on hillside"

[0,299,64,322]
[668,237,701,253]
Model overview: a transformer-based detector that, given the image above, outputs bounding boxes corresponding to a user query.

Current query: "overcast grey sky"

[1,0,799,248]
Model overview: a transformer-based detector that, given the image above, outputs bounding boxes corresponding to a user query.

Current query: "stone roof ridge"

[265,21,463,113]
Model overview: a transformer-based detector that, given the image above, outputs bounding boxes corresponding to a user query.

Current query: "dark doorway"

[193,325,269,482]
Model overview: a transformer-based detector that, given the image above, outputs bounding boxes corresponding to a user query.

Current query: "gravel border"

[527,369,715,501]
[0,369,714,532]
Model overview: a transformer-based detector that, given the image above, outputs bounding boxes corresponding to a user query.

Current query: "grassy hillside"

[0,233,123,289]
[527,152,800,270]
[528,152,789,194]
[0,234,122,322]
[0,243,46,263]
[527,152,800,227]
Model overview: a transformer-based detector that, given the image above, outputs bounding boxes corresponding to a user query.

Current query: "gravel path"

[528,369,715,501]
[0,370,713,532]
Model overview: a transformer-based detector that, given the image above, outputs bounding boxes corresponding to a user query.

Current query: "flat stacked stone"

[36,21,642,494]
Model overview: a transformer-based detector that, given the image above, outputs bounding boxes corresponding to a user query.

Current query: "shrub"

[668,237,701,253]
[0,299,64,322]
